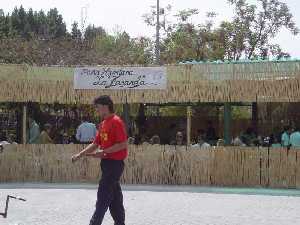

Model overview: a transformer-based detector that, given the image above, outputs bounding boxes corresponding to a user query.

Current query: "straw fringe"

[1,62,300,103]
[2,79,300,104]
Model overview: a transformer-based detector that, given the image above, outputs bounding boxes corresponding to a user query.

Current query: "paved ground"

[1,184,300,225]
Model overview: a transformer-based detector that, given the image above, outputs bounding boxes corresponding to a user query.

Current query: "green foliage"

[219,0,299,60]
[71,22,81,40]
[0,6,152,65]
[144,0,299,63]
[0,6,67,39]
[0,1,298,65]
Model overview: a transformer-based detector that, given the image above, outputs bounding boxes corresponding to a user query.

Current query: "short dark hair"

[283,125,291,132]
[93,95,114,113]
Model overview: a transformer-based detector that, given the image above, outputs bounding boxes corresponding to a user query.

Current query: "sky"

[1,0,300,57]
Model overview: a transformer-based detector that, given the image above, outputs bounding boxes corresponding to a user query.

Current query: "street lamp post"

[155,0,160,65]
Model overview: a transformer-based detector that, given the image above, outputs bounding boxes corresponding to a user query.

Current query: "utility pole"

[155,0,160,65]
[81,4,89,35]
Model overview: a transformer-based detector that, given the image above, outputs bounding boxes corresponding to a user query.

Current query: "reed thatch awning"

[1,60,300,104]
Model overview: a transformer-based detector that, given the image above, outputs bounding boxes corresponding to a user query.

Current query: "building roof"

[1,60,300,104]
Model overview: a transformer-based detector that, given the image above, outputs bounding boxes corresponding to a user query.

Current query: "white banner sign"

[74,67,167,90]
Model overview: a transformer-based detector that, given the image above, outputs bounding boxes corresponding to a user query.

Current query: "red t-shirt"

[93,114,128,160]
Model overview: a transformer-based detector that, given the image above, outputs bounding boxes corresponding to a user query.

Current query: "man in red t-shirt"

[72,95,128,225]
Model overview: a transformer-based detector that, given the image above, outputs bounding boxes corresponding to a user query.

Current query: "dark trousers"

[89,159,125,225]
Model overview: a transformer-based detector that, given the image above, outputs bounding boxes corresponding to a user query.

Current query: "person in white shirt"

[192,129,211,149]
[76,117,97,144]
[232,136,246,147]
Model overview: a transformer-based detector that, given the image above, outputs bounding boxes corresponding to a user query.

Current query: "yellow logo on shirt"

[100,132,108,142]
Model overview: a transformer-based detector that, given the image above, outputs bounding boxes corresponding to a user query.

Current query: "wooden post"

[224,103,232,145]
[22,104,27,144]
[123,103,130,135]
[252,102,258,134]
[187,106,192,146]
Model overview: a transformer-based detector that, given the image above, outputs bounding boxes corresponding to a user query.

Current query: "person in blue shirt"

[76,116,97,144]
[281,125,292,147]
[290,127,300,148]
[27,117,40,144]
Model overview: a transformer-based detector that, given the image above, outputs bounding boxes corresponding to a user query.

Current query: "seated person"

[191,130,211,149]
[170,131,185,146]
[271,136,282,148]
[232,136,246,146]
[151,135,161,145]
[240,127,256,146]
[216,139,225,147]
[128,137,135,145]
[281,125,292,147]
[38,123,53,144]
[290,127,300,148]
[206,121,217,144]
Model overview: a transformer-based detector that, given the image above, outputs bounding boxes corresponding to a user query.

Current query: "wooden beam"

[252,102,258,134]
[187,106,192,146]
[22,104,27,144]
[224,103,232,145]
[123,103,130,135]
[146,102,252,107]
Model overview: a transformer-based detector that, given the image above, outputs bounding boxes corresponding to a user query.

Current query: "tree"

[36,10,48,39]
[84,25,106,41]
[144,5,222,63]
[0,7,68,40]
[0,9,9,38]
[46,8,67,39]
[219,0,299,60]
[71,21,82,40]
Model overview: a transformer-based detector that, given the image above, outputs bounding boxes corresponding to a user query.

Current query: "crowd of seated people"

[4,111,300,149]
[25,115,97,144]
[127,123,300,149]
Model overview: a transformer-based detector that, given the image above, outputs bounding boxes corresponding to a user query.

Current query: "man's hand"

[71,143,99,163]
[86,149,107,158]
[71,152,83,163]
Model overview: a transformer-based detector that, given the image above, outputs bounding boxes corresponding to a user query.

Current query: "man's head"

[82,116,89,122]
[196,129,206,144]
[176,131,184,145]
[44,123,52,133]
[128,137,135,145]
[216,139,225,146]
[284,125,293,134]
[93,95,114,118]
[151,135,160,145]
[62,133,69,143]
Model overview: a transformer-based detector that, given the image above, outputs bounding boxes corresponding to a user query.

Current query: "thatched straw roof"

[1,60,300,104]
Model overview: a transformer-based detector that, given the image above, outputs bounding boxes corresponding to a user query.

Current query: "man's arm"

[79,143,98,155]
[103,141,128,153]
[86,141,127,158]
[46,133,53,144]
[72,143,98,162]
